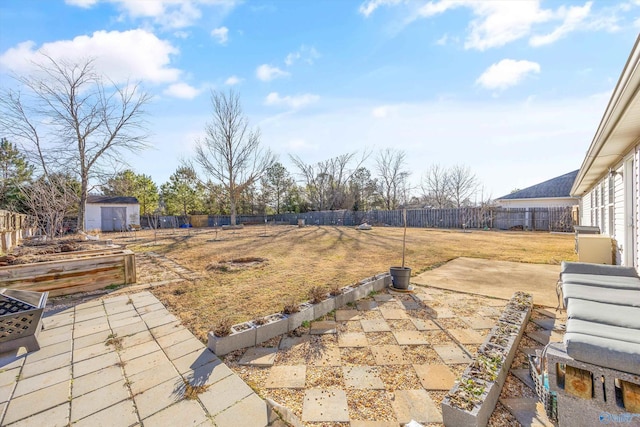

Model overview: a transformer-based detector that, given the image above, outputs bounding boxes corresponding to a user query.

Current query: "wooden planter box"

[0,248,136,297]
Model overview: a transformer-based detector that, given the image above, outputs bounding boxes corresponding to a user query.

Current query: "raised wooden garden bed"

[0,248,136,297]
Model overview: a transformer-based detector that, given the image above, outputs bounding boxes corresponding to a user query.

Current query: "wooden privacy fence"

[0,210,36,253]
[0,248,136,297]
[142,207,575,232]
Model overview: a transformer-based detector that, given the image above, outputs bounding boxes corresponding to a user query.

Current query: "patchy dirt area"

[0,238,111,266]
[206,257,268,272]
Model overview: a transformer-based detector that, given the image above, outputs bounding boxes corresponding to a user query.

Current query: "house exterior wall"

[85,203,140,231]
[497,197,578,209]
[580,150,639,267]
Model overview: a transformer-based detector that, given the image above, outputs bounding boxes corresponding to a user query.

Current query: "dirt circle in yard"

[206,257,268,272]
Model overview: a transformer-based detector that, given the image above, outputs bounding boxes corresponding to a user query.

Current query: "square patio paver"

[379,308,408,320]
[335,310,361,321]
[307,346,342,367]
[265,365,306,389]
[342,366,384,389]
[433,345,471,364]
[238,347,277,367]
[302,389,349,422]
[310,321,337,335]
[461,316,497,330]
[370,345,409,365]
[391,389,442,424]
[392,331,428,345]
[142,398,208,427]
[338,332,368,348]
[70,380,130,422]
[356,301,378,311]
[413,364,456,390]
[448,328,485,345]
[133,378,183,420]
[411,318,440,331]
[434,307,456,318]
[360,319,391,333]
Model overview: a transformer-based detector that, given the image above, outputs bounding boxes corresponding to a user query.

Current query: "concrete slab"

[370,345,409,365]
[343,366,384,389]
[412,257,560,307]
[183,358,234,388]
[72,365,123,396]
[400,300,422,310]
[73,341,111,363]
[24,340,70,363]
[156,328,194,348]
[172,348,219,374]
[461,316,496,330]
[302,389,349,422]
[213,393,269,427]
[70,379,130,422]
[433,344,471,364]
[379,308,408,320]
[520,346,544,356]
[411,318,440,331]
[238,347,278,367]
[413,364,456,390]
[360,319,391,333]
[3,402,69,427]
[128,362,180,395]
[373,294,395,302]
[265,365,306,389]
[73,399,138,427]
[74,351,120,378]
[279,335,310,350]
[500,397,554,427]
[511,369,536,390]
[119,340,162,362]
[143,398,208,426]
[21,352,72,379]
[392,331,429,345]
[338,332,369,348]
[532,317,565,331]
[435,307,456,318]
[73,330,112,350]
[335,309,361,321]
[12,365,70,398]
[310,321,337,335]
[163,337,205,361]
[391,389,442,424]
[123,350,168,377]
[2,381,69,425]
[356,300,378,311]
[198,373,254,415]
[133,377,183,420]
[527,330,563,346]
[448,328,486,345]
[307,346,342,367]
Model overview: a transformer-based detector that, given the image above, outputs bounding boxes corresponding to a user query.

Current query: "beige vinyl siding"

[614,166,625,264]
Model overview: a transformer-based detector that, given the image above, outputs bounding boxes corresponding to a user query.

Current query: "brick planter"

[333,286,355,308]
[442,292,533,427]
[313,296,336,319]
[255,313,289,345]
[208,321,256,356]
[287,302,315,331]
[352,280,374,300]
[372,273,390,292]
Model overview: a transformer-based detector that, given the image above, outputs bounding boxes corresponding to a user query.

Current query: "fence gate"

[101,207,126,231]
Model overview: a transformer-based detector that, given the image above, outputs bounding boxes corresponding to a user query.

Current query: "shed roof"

[87,195,139,204]
[497,170,579,200]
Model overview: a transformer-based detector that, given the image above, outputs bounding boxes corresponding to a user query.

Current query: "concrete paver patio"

[0,291,270,427]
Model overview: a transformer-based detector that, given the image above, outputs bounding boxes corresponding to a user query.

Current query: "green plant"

[213,317,233,337]
[301,320,311,328]
[105,333,123,351]
[447,377,486,411]
[368,290,378,297]
[308,285,325,304]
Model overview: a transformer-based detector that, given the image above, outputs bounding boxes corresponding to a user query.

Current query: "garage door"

[101,207,126,231]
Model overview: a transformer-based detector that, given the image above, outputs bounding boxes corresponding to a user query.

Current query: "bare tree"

[291,152,369,211]
[21,174,79,239]
[448,164,478,208]
[0,55,150,231]
[421,164,451,208]
[376,148,409,210]
[194,90,275,226]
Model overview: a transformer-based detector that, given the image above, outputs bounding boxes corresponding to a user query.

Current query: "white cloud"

[0,29,181,84]
[435,34,448,46]
[530,2,592,46]
[359,0,402,17]
[372,106,395,118]
[287,138,317,152]
[284,45,320,66]
[264,92,319,109]
[225,75,242,85]
[211,26,229,44]
[256,64,290,81]
[163,82,200,99]
[476,59,540,91]
[173,30,190,39]
[66,0,239,29]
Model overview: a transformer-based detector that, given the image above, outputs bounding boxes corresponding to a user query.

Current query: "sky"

[0,0,639,200]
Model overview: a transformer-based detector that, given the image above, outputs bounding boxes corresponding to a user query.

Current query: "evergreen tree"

[0,138,33,211]
[160,167,204,215]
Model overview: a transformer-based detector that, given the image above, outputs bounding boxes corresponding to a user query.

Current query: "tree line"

[0,56,486,236]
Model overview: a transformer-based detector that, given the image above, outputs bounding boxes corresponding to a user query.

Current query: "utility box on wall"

[577,234,613,264]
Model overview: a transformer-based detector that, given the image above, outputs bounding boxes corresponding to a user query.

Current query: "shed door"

[101,207,126,231]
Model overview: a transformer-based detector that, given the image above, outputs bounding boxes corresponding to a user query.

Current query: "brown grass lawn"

[117,225,576,341]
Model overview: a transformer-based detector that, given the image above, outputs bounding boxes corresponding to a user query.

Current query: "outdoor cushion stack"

[559,261,640,375]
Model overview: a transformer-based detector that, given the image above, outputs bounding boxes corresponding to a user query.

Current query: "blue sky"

[1,0,639,200]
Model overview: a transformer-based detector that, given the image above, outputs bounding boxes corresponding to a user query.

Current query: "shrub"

[308,285,326,304]
[213,317,233,337]
[282,297,300,315]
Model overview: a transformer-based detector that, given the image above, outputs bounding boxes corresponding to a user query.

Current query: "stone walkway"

[0,291,270,427]
[224,286,509,426]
